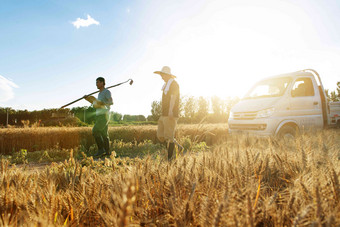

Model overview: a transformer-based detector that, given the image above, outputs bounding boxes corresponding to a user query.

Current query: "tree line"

[0,107,147,127]
[149,96,240,123]
[0,95,239,127]
[1,80,339,127]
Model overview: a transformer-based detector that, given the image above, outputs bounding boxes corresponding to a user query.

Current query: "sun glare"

[117,0,339,115]
[139,3,305,99]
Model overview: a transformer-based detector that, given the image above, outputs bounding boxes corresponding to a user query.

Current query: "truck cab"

[228,69,338,138]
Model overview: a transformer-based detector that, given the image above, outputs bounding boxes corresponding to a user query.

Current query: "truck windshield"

[244,77,292,99]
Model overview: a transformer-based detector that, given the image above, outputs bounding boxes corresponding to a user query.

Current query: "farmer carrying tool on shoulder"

[84,77,113,157]
[154,66,184,160]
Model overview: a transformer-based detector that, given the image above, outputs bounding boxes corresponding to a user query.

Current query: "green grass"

[109,121,158,126]
[2,138,209,165]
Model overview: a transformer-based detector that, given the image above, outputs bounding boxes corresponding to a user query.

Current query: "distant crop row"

[0,124,228,154]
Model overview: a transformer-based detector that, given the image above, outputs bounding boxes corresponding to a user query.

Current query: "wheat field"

[0,124,228,154]
[1,128,339,226]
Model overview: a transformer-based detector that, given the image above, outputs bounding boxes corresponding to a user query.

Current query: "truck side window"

[291,78,315,97]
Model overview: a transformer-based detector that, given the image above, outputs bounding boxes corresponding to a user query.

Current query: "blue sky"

[1,0,340,116]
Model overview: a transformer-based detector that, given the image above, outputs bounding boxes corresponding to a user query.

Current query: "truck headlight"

[257,107,275,118]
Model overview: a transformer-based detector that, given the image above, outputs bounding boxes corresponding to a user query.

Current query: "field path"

[12,162,53,173]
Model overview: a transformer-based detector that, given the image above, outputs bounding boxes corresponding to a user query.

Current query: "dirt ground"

[10,162,53,173]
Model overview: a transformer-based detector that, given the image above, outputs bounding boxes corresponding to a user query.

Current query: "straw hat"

[154,66,176,78]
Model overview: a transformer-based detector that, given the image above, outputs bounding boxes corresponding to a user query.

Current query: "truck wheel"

[277,125,297,141]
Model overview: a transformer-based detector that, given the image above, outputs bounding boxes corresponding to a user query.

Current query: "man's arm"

[106,97,113,106]
[104,90,113,107]
[96,98,113,106]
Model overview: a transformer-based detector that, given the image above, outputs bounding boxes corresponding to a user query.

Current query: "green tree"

[147,115,155,121]
[137,115,146,121]
[183,96,197,123]
[196,96,209,122]
[71,106,95,124]
[330,91,339,102]
[112,112,122,122]
[150,100,162,121]
[123,115,133,121]
[210,96,230,123]
[123,115,146,122]
[211,96,222,116]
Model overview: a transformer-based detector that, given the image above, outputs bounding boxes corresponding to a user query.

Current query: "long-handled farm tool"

[60,78,133,109]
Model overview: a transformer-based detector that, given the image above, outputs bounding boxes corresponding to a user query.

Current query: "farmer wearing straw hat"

[84,77,113,157]
[154,66,184,160]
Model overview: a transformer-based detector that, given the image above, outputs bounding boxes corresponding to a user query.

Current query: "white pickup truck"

[228,69,340,138]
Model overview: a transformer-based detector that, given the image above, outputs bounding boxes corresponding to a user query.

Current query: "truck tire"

[277,125,297,140]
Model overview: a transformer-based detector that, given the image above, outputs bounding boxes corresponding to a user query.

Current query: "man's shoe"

[105,149,111,156]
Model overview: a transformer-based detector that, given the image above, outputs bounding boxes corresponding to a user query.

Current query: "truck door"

[289,77,323,130]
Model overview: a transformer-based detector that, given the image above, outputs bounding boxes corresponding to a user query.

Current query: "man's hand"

[83,95,92,102]
[83,95,97,104]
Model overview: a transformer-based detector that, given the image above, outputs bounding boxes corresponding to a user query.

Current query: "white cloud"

[72,14,100,29]
[0,75,19,102]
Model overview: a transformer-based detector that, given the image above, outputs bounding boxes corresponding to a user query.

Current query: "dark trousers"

[92,114,110,153]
